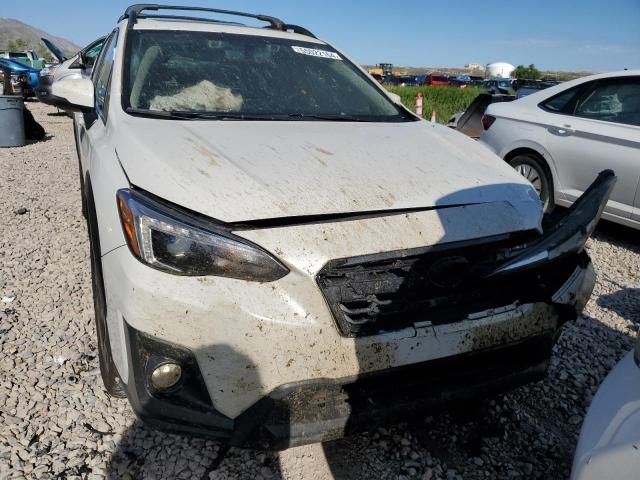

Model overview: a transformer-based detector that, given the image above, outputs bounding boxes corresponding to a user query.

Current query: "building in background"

[465,63,485,72]
[485,62,515,78]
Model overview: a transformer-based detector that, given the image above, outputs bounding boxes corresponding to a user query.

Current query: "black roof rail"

[118,4,315,37]
[139,14,244,27]
[282,24,316,38]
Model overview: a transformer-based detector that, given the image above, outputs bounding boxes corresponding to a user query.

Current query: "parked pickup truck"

[0,50,45,69]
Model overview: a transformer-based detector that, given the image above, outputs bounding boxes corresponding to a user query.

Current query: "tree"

[513,64,542,80]
[5,38,55,63]
[7,38,29,51]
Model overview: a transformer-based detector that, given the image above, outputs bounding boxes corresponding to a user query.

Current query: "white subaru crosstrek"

[50,4,614,449]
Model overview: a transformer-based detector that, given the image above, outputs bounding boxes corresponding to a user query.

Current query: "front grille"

[316,234,578,337]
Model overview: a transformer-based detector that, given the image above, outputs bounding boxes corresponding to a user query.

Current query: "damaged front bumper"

[119,171,615,449]
[124,259,596,449]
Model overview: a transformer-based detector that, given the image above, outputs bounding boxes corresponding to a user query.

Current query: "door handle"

[548,124,574,136]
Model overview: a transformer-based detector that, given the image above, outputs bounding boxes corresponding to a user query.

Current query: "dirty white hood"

[115,115,542,225]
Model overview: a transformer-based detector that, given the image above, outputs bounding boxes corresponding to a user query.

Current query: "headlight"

[490,170,616,275]
[116,189,289,281]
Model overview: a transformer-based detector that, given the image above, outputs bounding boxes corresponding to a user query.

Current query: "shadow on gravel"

[26,134,53,145]
[593,220,639,327]
[597,288,640,324]
[593,220,640,250]
[105,419,285,480]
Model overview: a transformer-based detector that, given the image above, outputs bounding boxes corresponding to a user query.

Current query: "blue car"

[0,58,41,97]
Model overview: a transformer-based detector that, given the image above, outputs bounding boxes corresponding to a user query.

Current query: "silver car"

[36,36,106,106]
[480,70,640,229]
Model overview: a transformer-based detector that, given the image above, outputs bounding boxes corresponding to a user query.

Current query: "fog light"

[150,363,182,391]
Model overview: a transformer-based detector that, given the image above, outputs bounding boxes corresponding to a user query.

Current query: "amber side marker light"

[117,192,141,258]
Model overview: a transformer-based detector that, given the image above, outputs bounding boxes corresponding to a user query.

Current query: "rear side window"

[540,86,582,113]
[575,78,640,126]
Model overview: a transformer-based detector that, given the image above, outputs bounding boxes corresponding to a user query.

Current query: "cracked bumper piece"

[123,259,595,450]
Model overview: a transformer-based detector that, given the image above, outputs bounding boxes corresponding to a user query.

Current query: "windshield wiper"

[166,111,272,120]
[287,113,371,122]
[125,108,271,120]
[125,108,407,123]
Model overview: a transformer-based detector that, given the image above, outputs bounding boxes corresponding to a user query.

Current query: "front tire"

[73,120,87,219]
[87,188,127,398]
[508,153,554,212]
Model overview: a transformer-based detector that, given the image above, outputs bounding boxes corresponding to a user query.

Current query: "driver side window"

[84,40,105,69]
[92,31,118,121]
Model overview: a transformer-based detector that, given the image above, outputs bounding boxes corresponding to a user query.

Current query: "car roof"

[516,70,640,104]
[121,17,326,45]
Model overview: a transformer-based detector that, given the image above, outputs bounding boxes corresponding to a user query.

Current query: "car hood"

[115,116,542,225]
[52,56,83,82]
[41,37,67,63]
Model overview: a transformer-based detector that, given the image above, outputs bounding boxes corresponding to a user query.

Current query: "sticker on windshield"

[291,46,342,60]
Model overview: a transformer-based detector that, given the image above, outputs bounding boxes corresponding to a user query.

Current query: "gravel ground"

[1,102,638,480]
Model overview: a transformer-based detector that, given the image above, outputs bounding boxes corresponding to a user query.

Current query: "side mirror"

[51,78,94,112]
[69,53,85,70]
[69,58,83,69]
[388,92,402,104]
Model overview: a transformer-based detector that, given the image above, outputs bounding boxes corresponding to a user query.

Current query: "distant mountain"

[0,18,81,58]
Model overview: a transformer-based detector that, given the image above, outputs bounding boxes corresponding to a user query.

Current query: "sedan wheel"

[509,154,554,212]
[515,163,543,194]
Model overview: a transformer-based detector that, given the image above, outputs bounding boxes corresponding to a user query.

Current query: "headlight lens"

[116,189,289,281]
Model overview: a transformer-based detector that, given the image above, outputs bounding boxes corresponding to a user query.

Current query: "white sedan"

[480,70,640,229]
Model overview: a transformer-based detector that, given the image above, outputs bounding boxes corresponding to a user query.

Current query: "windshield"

[123,30,410,121]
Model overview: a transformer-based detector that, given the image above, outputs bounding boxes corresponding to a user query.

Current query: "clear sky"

[3,0,639,72]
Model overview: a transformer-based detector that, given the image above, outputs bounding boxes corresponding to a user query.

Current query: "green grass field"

[385,85,486,123]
